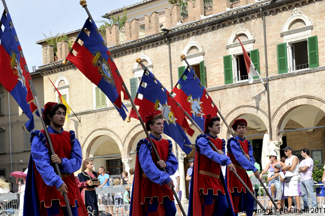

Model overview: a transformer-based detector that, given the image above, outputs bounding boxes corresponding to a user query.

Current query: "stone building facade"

[36,0,325,203]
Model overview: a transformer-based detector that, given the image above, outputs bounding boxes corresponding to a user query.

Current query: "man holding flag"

[24,102,87,216]
[188,115,236,216]
[130,111,178,216]
[227,119,260,216]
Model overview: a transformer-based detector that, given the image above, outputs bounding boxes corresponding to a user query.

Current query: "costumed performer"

[227,119,260,216]
[23,102,87,216]
[130,112,178,216]
[188,115,236,216]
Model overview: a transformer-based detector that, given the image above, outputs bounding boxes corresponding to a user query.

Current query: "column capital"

[178,152,187,162]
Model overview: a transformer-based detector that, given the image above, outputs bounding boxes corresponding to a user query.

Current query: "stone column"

[122,158,132,174]
[178,152,188,204]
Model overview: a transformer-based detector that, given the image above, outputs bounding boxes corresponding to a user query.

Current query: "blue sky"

[4,0,140,70]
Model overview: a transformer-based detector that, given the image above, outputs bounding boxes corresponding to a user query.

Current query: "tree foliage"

[43,32,71,56]
[99,8,128,39]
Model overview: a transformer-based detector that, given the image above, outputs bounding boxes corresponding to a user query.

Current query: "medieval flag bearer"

[23,102,87,216]
[130,111,178,216]
[188,115,236,216]
[227,119,260,216]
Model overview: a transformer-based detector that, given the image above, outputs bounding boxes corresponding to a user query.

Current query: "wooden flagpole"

[180,55,276,211]
[0,1,73,215]
[77,1,186,215]
[137,60,267,213]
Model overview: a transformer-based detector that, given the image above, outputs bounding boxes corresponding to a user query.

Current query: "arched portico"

[272,96,325,162]
[81,129,124,176]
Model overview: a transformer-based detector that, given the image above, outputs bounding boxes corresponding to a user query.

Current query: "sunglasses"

[269,156,273,158]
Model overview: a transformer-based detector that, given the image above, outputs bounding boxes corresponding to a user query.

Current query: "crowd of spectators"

[253,147,325,215]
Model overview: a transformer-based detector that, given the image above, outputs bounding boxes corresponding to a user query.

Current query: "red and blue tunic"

[226,135,257,214]
[188,134,235,216]
[130,134,178,216]
[23,126,87,216]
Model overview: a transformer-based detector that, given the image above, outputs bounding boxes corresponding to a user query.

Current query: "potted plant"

[312,160,325,196]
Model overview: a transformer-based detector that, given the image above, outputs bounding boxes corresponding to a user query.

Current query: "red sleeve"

[76,177,87,188]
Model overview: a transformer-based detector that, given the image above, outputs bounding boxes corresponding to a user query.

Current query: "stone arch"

[221,105,269,139]
[122,123,145,155]
[226,24,255,47]
[82,128,123,158]
[281,8,313,32]
[55,75,69,87]
[272,96,325,138]
[182,37,205,66]
[132,50,153,73]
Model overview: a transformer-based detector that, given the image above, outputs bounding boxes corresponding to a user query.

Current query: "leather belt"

[199,170,220,179]
[234,164,245,171]
[61,173,71,178]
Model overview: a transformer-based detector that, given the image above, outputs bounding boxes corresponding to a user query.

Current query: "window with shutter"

[178,66,186,88]
[199,61,206,87]
[277,43,288,74]
[308,36,319,68]
[0,132,5,153]
[250,49,260,79]
[223,55,233,84]
[95,87,107,109]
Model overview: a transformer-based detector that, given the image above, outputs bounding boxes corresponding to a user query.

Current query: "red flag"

[237,36,265,85]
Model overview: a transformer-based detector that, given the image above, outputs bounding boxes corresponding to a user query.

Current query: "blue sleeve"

[229,139,257,172]
[60,138,83,174]
[247,140,256,165]
[138,144,171,185]
[31,136,64,189]
[197,137,232,166]
[186,168,191,176]
[164,140,178,175]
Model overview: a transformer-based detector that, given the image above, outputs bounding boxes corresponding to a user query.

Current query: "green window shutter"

[308,36,319,68]
[250,49,260,79]
[0,132,5,153]
[199,61,206,87]
[178,66,186,88]
[130,78,138,100]
[95,87,101,108]
[277,43,288,74]
[223,55,233,84]
[101,90,107,107]
[62,94,67,102]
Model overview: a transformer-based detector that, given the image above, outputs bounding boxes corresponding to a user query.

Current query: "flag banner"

[48,78,71,122]
[237,36,264,84]
[67,19,128,120]
[0,11,36,132]
[173,67,218,131]
[130,70,193,155]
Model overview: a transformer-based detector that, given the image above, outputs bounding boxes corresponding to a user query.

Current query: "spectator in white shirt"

[299,148,317,210]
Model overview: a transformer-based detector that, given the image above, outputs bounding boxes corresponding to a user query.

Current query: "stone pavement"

[99,203,325,216]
